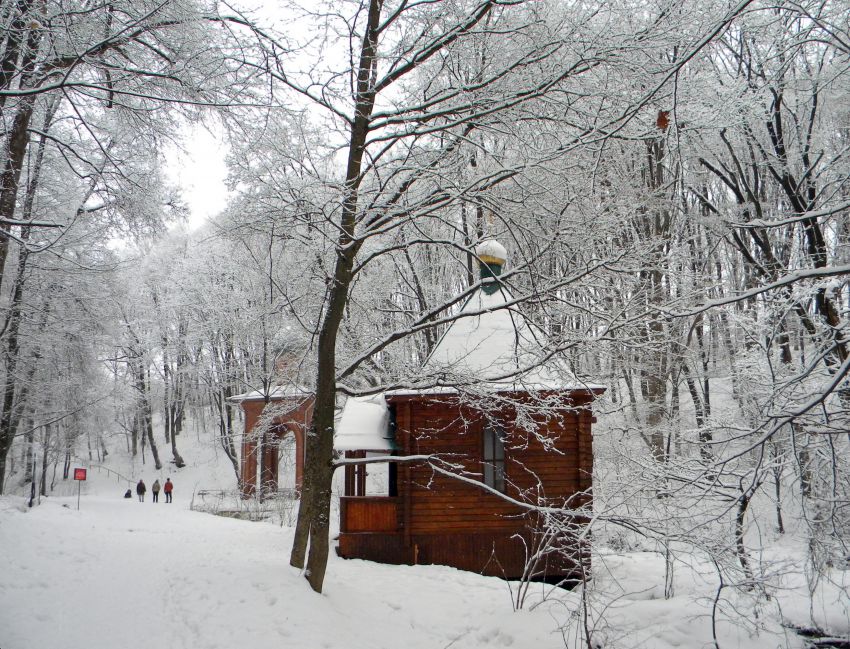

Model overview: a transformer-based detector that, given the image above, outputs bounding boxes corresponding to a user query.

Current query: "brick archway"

[235,392,314,499]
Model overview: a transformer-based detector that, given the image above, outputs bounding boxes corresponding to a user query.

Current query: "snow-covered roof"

[334,394,396,452]
[229,385,313,403]
[419,277,603,393]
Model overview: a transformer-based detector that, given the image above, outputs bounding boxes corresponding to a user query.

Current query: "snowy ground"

[1,438,848,649]
[0,491,576,649]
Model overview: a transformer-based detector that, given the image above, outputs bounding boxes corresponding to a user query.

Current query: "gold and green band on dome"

[478,254,505,265]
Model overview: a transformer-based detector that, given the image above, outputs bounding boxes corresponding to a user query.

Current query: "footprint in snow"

[477,629,514,646]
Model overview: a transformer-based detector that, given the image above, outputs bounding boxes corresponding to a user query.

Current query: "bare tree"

[213,0,757,593]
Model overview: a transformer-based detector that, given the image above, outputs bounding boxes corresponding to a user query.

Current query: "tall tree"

[233,0,748,593]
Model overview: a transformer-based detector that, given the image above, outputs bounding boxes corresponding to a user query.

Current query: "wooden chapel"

[334,240,605,581]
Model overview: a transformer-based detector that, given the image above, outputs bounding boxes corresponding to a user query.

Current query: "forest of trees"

[1,0,848,614]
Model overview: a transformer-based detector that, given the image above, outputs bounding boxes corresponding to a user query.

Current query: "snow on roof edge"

[334,394,396,452]
[229,385,313,403]
[385,381,606,397]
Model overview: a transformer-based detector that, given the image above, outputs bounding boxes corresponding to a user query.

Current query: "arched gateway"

[231,387,314,498]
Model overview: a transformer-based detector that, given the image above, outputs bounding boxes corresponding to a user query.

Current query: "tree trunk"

[290,0,382,593]
[215,389,240,484]
[0,1,37,110]
[22,428,33,485]
[639,134,672,461]
[0,95,57,493]
[170,414,185,469]
[140,411,146,465]
[735,486,755,587]
[0,20,41,292]
[134,361,161,470]
[770,441,785,534]
[143,397,162,471]
[131,413,139,457]
[163,367,171,445]
[39,423,50,496]
[169,353,186,468]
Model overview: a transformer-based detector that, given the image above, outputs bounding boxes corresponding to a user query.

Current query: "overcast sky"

[165,122,230,230]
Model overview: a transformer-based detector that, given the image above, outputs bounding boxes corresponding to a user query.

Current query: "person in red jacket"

[163,478,173,503]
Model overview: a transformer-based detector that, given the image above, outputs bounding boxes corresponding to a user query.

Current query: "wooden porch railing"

[340,496,400,533]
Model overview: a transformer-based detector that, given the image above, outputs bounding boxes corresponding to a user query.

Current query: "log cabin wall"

[338,390,597,579]
[399,392,594,533]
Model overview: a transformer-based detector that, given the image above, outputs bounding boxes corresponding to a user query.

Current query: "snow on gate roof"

[229,385,312,403]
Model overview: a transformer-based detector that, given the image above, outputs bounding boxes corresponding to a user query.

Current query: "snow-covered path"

[0,494,571,649]
[1,496,299,649]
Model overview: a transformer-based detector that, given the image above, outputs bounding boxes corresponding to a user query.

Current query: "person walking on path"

[136,479,146,502]
[163,478,173,503]
[152,479,161,503]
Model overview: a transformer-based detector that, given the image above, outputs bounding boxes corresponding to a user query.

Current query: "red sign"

[73,468,87,481]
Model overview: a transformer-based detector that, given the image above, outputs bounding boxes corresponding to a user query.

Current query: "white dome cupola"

[475,239,507,292]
